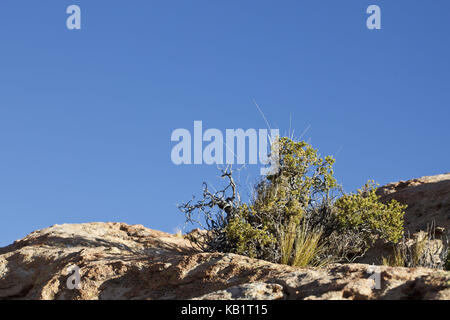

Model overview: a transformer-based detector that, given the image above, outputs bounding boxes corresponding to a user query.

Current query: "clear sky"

[0,1,449,246]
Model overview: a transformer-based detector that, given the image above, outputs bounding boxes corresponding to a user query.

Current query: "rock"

[357,174,450,265]
[193,283,285,300]
[377,173,450,233]
[0,222,448,300]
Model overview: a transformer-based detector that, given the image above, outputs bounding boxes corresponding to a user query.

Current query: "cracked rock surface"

[0,222,448,300]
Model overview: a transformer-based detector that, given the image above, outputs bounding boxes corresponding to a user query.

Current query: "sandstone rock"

[193,283,285,300]
[377,173,450,233]
[355,174,450,265]
[0,222,448,300]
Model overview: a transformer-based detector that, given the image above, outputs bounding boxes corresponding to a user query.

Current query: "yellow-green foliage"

[224,139,406,266]
[251,137,336,231]
[223,138,340,266]
[183,137,408,267]
[225,204,276,258]
[281,221,328,267]
[271,137,337,198]
[335,181,406,245]
[280,218,298,265]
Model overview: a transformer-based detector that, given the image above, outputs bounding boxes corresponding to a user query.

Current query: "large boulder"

[377,173,450,233]
[0,222,448,300]
[356,174,450,265]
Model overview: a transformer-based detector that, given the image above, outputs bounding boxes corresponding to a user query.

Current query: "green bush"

[224,204,276,259]
[335,181,406,246]
[180,137,407,267]
[225,137,338,264]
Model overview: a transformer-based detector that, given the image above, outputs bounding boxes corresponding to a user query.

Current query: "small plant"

[382,225,449,269]
[382,243,407,267]
[282,221,329,267]
[173,229,184,238]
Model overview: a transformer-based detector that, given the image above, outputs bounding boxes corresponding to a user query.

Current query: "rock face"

[377,173,450,233]
[356,173,450,266]
[0,222,449,300]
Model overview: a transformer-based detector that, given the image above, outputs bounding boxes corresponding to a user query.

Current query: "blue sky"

[0,1,449,246]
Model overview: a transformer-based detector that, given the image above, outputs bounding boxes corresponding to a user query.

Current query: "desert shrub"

[180,137,407,267]
[224,204,277,259]
[335,182,406,250]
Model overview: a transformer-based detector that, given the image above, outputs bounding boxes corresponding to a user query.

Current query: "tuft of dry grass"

[280,220,297,265]
[280,221,329,267]
[173,229,184,239]
[382,224,449,269]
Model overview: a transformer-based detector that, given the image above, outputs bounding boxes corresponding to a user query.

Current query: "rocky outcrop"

[0,222,449,300]
[354,174,450,266]
[377,173,450,233]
